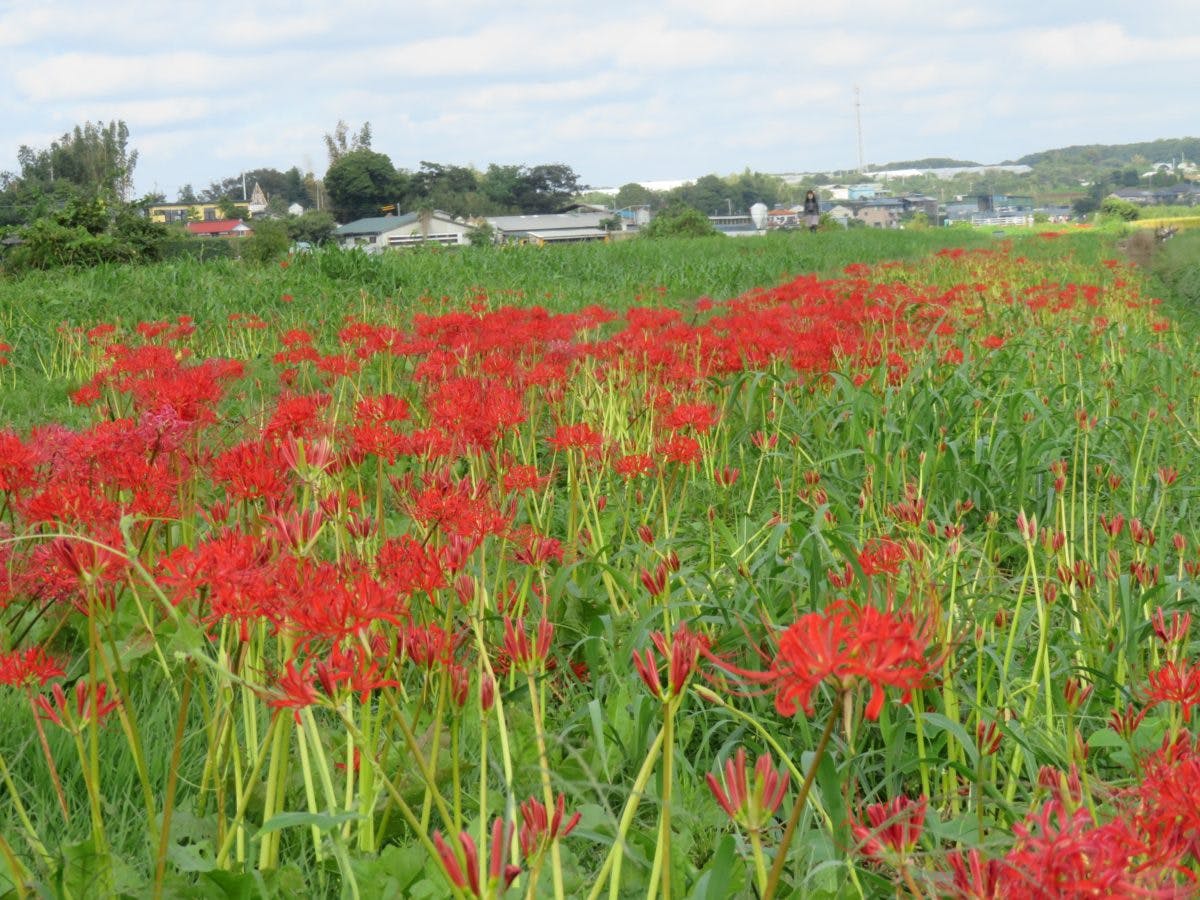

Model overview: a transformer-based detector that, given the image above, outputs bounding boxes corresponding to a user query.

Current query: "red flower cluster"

[770,601,939,720]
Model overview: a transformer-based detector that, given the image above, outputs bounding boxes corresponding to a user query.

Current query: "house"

[485,211,617,245]
[898,195,938,222]
[186,219,252,237]
[334,211,473,249]
[825,204,855,228]
[287,202,305,216]
[855,203,902,229]
[149,201,250,224]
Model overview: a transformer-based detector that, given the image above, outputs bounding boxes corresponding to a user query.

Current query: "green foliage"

[13,120,137,203]
[202,167,312,206]
[640,204,720,239]
[241,219,291,264]
[3,196,173,271]
[1100,196,1141,221]
[285,210,337,246]
[324,149,406,222]
[466,221,495,247]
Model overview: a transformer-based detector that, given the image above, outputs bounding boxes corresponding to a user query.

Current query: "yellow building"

[148,201,250,225]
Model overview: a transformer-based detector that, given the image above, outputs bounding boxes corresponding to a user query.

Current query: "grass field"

[3,226,1200,898]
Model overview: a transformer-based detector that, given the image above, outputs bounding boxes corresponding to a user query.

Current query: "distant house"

[150,201,250,224]
[943,195,1033,226]
[825,204,855,227]
[334,211,472,249]
[767,208,799,227]
[186,219,252,238]
[287,202,305,216]
[898,195,938,221]
[486,211,616,245]
[856,204,901,229]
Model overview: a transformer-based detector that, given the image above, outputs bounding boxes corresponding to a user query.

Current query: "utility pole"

[854,85,865,173]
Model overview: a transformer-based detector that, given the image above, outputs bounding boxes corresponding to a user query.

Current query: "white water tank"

[750,202,768,229]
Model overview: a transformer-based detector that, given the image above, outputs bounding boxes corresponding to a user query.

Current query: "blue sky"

[1,1,1197,199]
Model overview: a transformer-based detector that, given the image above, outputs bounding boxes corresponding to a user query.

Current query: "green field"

[4,226,1200,898]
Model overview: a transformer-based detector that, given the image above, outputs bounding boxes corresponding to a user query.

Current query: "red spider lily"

[767,601,940,720]
[267,507,325,555]
[1145,661,1200,722]
[0,429,37,493]
[1152,607,1191,649]
[313,643,397,704]
[503,616,553,673]
[640,561,668,597]
[613,453,655,479]
[280,435,337,477]
[502,464,549,494]
[0,647,65,688]
[656,434,702,466]
[547,422,603,453]
[976,720,1003,756]
[852,794,926,864]
[511,528,563,568]
[518,792,581,858]
[266,659,321,721]
[632,622,707,701]
[857,537,906,576]
[945,848,1005,899]
[714,466,740,487]
[1001,799,1161,898]
[664,402,718,433]
[433,818,521,898]
[706,747,790,832]
[34,680,119,730]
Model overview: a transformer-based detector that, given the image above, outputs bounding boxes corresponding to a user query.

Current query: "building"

[855,202,903,229]
[944,195,1034,227]
[334,211,473,249]
[186,219,252,237]
[485,211,617,245]
[149,201,251,224]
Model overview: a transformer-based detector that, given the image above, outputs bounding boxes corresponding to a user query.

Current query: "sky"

[1,1,1198,200]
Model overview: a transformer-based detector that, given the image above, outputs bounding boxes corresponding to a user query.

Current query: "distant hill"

[1013,137,1200,169]
[867,157,980,171]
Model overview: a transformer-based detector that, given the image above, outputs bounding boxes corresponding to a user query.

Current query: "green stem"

[763,692,841,900]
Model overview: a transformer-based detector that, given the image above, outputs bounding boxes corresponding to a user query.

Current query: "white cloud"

[16,52,251,102]
[1019,21,1200,68]
[69,97,217,129]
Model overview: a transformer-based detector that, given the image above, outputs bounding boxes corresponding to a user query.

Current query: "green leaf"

[689,832,737,900]
[254,810,363,839]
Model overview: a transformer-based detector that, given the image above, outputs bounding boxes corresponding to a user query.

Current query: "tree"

[200,167,311,206]
[640,204,719,239]
[14,120,138,203]
[178,184,199,204]
[241,219,290,264]
[520,164,582,212]
[324,120,373,165]
[324,149,407,222]
[1099,196,1140,221]
[410,162,479,218]
[478,163,582,213]
[286,210,337,245]
[1,120,139,225]
[217,198,245,220]
[615,182,658,211]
